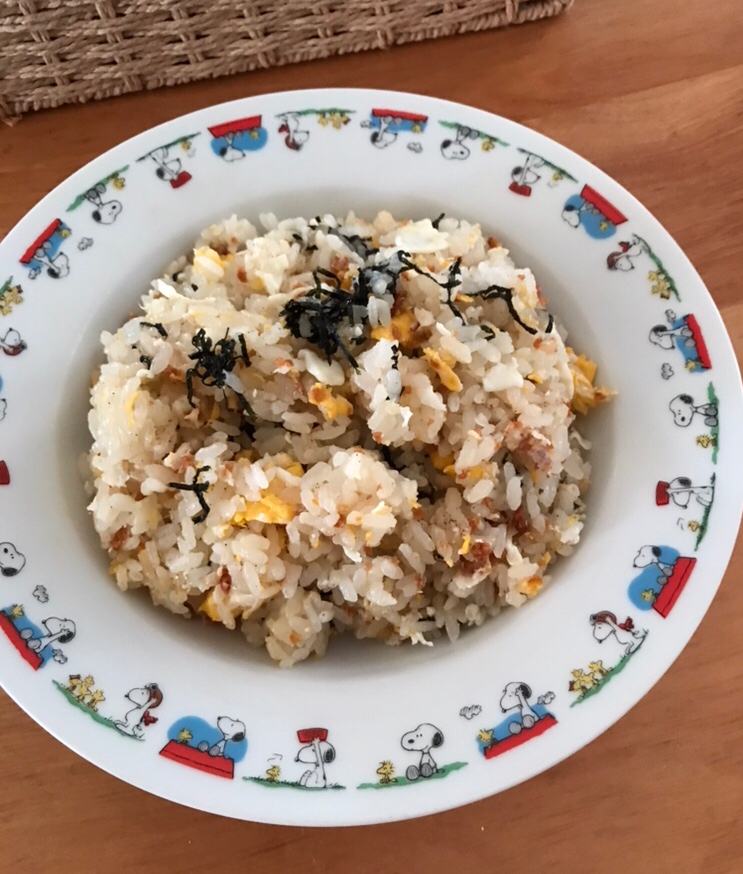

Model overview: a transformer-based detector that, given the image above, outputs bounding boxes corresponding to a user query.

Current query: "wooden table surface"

[1,1,742,871]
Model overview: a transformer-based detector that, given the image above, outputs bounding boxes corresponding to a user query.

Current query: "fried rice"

[86,211,611,666]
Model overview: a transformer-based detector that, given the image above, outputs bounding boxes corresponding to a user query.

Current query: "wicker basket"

[0,0,572,124]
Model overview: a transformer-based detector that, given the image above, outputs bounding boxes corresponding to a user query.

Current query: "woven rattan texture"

[0,0,572,123]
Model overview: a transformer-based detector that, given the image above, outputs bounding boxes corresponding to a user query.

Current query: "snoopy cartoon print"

[295,728,336,788]
[67,168,128,225]
[362,109,428,150]
[477,682,557,760]
[568,611,648,706]
[439,122,508,160]
[656,473,715,549]
[669,392,718,428]
[649,310,711,373]
[0,542,26,576]
[160,714,247,778]
[628,545,697,617]
[20,219,72,280]
[113,683,164,738]
[0,605,75,670]
[508,149,576,197]
[277,113,311,151]
[590,611,647,657]
[401,723,444,781]
[562,185,627,239]
[137,136,199,188]
[208,116,268,161]
[0,328,27,357]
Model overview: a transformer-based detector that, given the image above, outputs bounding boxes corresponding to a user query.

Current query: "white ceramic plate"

[1,89,741,826]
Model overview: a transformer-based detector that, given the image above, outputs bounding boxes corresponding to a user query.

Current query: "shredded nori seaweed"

[185,328,255,420]
[141,320,168,337]
[431,212,446,230]
[168,465,212,524]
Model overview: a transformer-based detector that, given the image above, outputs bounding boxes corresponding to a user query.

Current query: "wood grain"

[1,1,742,871]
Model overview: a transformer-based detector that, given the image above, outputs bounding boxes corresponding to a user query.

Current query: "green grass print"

[515,148,577,181]
[438,121,508,147]
[707,382,719,464]
[357,761,468,790]
[244,777,345,791]
[694,473,715,551]
[570,646,643,707]
[53,681,138,739]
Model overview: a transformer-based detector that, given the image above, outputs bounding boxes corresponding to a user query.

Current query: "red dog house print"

[159,740,235,778]
[0,613,43,670]
[483,714,558,759]
[652,557,696,618]
[0,461,9,485]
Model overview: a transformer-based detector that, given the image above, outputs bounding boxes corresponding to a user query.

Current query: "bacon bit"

[236,267,247,283]
[487,236,500,249]
[372,431,384,444]
[177,453,196,474]
[110,526,130,550]
[535,283,547,306]
[533,337,543,350]
[469,516,481,533]
[516,431,553,473]
[289,632,302,645]
[161,365,185,383]
[212,242,229,256]
[510,506,529,536]
[363,545,374,557]
[460,541,492,575]
[416,574,426,591]
[412,506,426,521]
[330,254,349,276]
[217,566,232,593]
[274,357,294,374]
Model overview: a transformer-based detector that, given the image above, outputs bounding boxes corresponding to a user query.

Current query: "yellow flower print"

[265,765,281,782]
[411,122,423,134]
[685,358,700,371]
[111,175,126,191]
[478,729,494,744]
[58,227,71,239]
[598,220,609,232]
[552,171,564,182]
[177,727,193,744]
[180,140,191,151]
[249,129,260,139]
[0,284,23,316]
[481,138,495,151]
[317,113,329,127]
[640,588,656,602]
[587,660,609,678]
[687,520,701,533]
[696,434,714,448]
[9,604,24,618]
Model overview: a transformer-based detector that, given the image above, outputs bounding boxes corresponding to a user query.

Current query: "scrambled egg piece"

[518,576,543,598]
[423,347,462,392]
[123,390,140,427]
[569,353,614,414]
[459,534,471,556]
[199,590,241,621]
[232,493,296,525]
[430,450,455,472]
[192,246,225,281]
[371,311,418,347]
[308,383,353,420]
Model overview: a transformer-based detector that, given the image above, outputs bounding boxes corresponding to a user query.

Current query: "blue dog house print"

[562,185,627,240]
